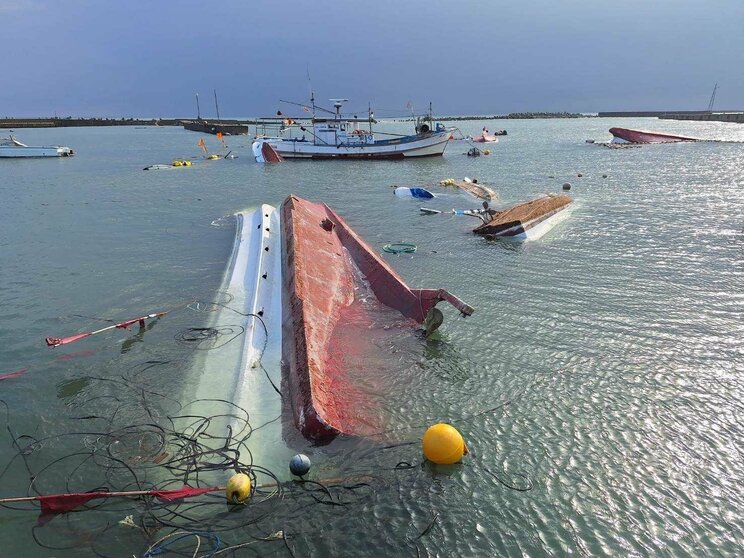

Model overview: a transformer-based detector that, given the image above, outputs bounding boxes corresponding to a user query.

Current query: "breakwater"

[598,111,744,123]
[0,117,260,129]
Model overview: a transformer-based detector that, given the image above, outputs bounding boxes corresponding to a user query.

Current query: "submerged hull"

[0,145,73,157]
[281,195,474,443]
[183,120,249,135]
[190,205,283,465]
[474,194,572,241]
[609,127,697,144]
[266,131,450,159]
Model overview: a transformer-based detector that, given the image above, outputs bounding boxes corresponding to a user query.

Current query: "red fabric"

[151,486,219,502]
[39,492,110,514]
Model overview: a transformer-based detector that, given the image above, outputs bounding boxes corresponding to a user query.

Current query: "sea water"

[0,119,742,556]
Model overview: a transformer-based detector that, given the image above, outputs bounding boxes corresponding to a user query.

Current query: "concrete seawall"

[598,111,744,123]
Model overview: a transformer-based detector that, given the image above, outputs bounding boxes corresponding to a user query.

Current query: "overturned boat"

[473,194,572,241]
[281,195,474,443]
[439,178,497,201]
[609,127,698,144]
[252,140,284,163]
[0,135,74,157]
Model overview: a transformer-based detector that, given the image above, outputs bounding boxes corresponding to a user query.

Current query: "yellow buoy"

[483,149,491,155]
[422,423,467,464]
[226,472,252,503]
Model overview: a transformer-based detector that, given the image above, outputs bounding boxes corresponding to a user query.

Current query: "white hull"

[502,204,573,241]
[263,130,450,159]
[0,145,73,157]
[190,205,285,469]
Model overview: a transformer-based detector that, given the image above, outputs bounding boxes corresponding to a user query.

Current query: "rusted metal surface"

[281,195,474,443]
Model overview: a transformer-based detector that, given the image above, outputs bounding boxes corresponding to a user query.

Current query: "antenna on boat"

[707,83,718,112]
[306,65,316,121]
[214,89,221,122]
[368,102,373,134]
[195,93,201,120]
[329,98,349,120]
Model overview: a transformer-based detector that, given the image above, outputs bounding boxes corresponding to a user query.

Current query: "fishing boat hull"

[281,195,474,443]
[264,130,450,159]
[474,194,572,241]
[190,205,283,464]
[0,145,73,157]
[609,127,697,144]
[252,140,284,163]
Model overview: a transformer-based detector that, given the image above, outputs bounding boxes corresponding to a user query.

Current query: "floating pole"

[45,312,167,347]
[0,475,375,515]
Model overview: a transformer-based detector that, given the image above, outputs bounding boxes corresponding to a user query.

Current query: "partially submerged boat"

[609,127,698,144]
[0,135,74,158]
[252,140,283,163]
[473,194,572,241]
[440,177,497,201]
[470,132,499,143]
[254,98,451,159]
[394,187,434,199]
[281,195,474,443]
[189,204,284,467]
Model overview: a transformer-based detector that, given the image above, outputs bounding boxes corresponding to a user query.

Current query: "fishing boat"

[473,194,572,241]
[281,195,474,443]
[609,127,698,144]
[254,97,451,159]
[0,135,74,157]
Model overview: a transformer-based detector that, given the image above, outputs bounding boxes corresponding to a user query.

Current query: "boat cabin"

[312,118,374,146]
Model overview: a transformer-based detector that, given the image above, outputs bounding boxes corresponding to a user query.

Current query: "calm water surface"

[0,119,742,556]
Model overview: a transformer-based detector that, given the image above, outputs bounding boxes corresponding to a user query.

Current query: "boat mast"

[214,89,221,122]
[195,93,201,120]
[707,83,718,112]
[368,102,373,134]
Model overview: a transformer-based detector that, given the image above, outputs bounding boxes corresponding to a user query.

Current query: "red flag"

[151,486,219,502]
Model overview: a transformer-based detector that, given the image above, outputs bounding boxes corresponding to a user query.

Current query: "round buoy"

[577,173,583,177]
[602,174,608,178]
[422,423,467,465]
[226,472,252,503]
[289,454,311,476]
[562,183,571,191]
[483,149,491,155]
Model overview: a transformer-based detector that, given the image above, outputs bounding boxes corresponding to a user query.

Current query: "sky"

[1,0,742,118]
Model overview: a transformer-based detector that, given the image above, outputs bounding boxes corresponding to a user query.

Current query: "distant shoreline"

[2,110,742,129]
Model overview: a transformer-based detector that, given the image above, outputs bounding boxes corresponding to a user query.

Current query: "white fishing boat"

[0,135,74,157]
[253,97,451,160]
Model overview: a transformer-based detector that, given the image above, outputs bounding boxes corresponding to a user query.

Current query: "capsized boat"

[189,204,284,467]
[252,140,284,163]
[470,132,498,143]
[439,177,497,201]
[254,98,451,159]
[281,195,474,443]
[609,127,698,144]
[394,187,434,199]
[473,194,572,241]
[0,135,74,157]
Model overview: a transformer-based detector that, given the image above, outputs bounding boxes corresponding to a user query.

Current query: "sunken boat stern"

[281,195,474,443]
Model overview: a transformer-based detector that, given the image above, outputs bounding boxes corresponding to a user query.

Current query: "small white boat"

[254,98,451,160]
[0,135,74,158]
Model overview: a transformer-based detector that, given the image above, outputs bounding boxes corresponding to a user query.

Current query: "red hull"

[609,127,698,144]
[261,142,283,162]
[281,196,474,443]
